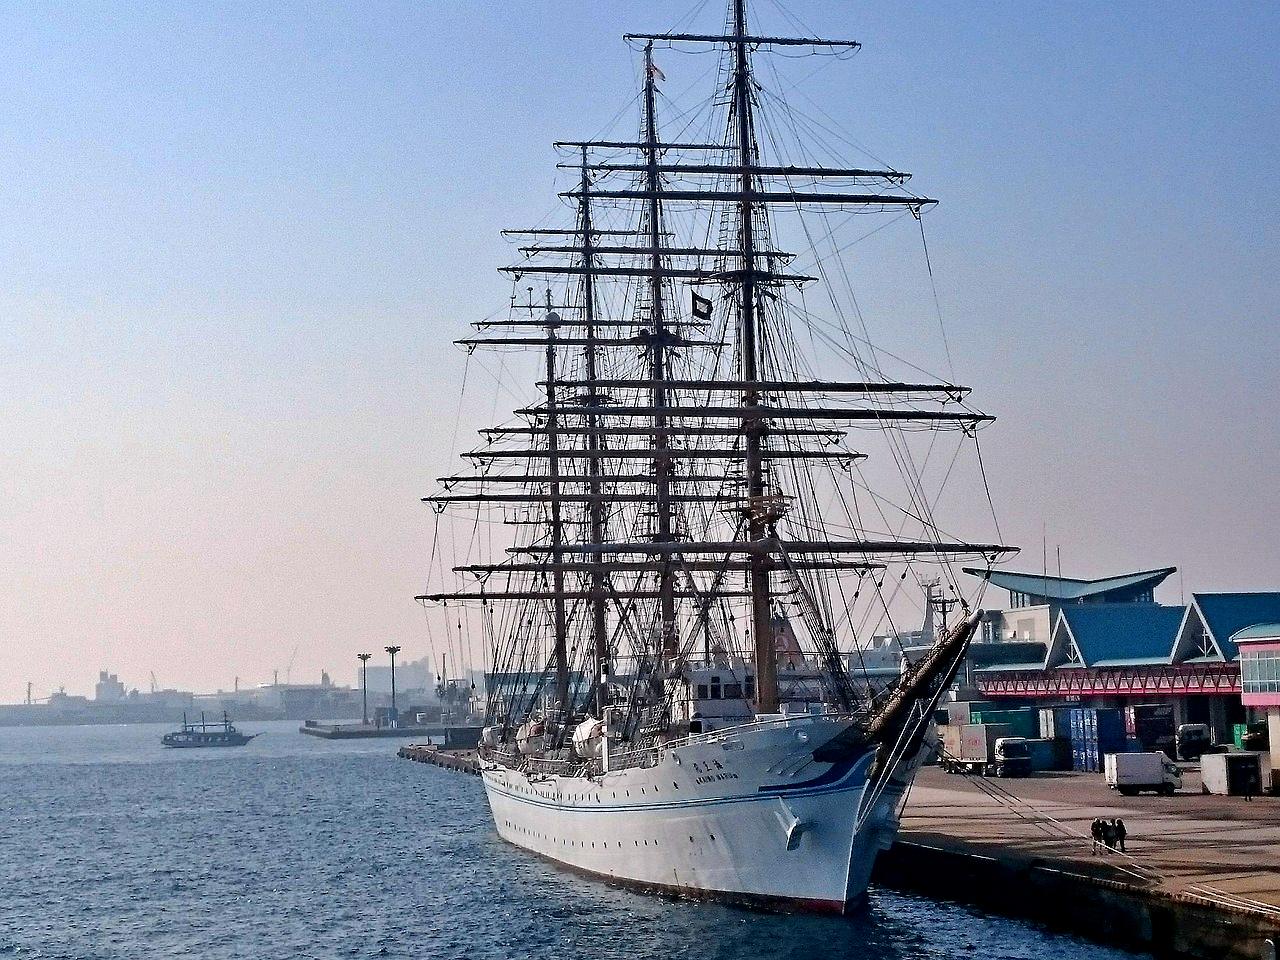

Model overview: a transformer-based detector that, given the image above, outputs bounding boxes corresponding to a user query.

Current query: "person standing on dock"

[1102,819,1116,852]
[1114,818,1127,853]
[1090,818,1103,854]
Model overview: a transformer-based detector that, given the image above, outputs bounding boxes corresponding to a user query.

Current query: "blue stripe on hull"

[483,751,874,813]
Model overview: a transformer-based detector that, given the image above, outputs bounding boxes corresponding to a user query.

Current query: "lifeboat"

[571,717,605,759]
[515,719,546,756]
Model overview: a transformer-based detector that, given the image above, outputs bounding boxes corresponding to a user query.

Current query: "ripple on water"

[0,722,1151,960]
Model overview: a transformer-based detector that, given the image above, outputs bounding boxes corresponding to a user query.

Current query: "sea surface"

[0,722,1149,960]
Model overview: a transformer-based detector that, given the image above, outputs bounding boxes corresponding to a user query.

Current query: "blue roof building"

[965,573,1279,747]
[1172,592,1280,663]
[1047,604,1185,669]
[964,566,1177,611]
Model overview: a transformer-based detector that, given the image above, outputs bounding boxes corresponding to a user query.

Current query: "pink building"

[1234,622,1280,790]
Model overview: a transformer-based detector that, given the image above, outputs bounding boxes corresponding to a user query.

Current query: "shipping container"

[1066,708,1126,750]
[969,708,1039,739]
[1069,708,1087,741]
[1200,752,1265,796]
[1025,737,1073,772]
[1039,707,1075,740]
[946,701,997,727]
[1095,708,1125,744]
[1072,744,1090,772]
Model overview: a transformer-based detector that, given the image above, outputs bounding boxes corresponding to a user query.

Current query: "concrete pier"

[397,743,481,775]
[873,766,1280,959]
[301,721,482,746]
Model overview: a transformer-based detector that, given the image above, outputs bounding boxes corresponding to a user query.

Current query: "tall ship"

[419,0,1015,912]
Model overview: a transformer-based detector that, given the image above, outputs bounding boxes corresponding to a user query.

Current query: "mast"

[421,0,1022,752]
[577,146,611,716]
[642,41,678,664]
[542,291,571,720]
[731,0,777,713]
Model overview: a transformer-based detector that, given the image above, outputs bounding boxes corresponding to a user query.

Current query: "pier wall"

[873,839,1277,960]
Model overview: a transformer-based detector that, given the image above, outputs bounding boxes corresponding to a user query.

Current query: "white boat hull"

[481,716,914,913]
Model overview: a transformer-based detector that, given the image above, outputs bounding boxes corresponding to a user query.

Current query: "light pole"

[357,653,372,725]
[385,645,401,719]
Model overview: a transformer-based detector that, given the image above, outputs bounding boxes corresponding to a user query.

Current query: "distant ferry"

[161,712,257,748]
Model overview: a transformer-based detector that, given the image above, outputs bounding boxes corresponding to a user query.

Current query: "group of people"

[1090,817,1127,854]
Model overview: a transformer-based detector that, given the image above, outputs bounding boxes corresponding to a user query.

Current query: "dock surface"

[900,765,1280,911]
[876,765,1280,959]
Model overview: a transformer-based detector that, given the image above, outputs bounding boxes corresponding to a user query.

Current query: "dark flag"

[691,291,713,321]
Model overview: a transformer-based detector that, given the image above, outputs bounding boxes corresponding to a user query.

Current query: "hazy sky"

[2,1,1277,703]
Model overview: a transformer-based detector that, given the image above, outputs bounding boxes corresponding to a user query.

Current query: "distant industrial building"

[194,670,362,721]
[363,656,433,696]
[0,669,196,726]
[94,671,126,702]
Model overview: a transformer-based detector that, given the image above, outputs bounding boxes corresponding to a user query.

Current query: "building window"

[1242,651,1280,695]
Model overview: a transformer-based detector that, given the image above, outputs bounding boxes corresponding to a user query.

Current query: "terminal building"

[963,566,1280,748]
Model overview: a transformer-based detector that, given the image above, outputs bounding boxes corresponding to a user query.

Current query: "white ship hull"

[481,715,916,913]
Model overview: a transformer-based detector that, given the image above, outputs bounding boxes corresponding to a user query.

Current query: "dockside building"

[963,567,1280,748]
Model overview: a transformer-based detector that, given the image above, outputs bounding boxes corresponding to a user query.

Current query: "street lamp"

[357,653,372,725]
[385,645,402,718]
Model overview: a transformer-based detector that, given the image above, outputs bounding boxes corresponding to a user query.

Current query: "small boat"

[161,712,257,748]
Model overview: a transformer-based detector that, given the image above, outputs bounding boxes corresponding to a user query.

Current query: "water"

[0,722,1149,960]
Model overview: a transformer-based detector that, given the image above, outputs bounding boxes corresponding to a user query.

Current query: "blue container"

[1082,744,1101,773]
[1072,744,1087,771]
[1069,709,1086,739]
[1095,708,1125,744]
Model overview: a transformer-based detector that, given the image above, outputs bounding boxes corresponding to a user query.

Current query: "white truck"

[1105,751,1182,796]
[942,723,1032,777]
